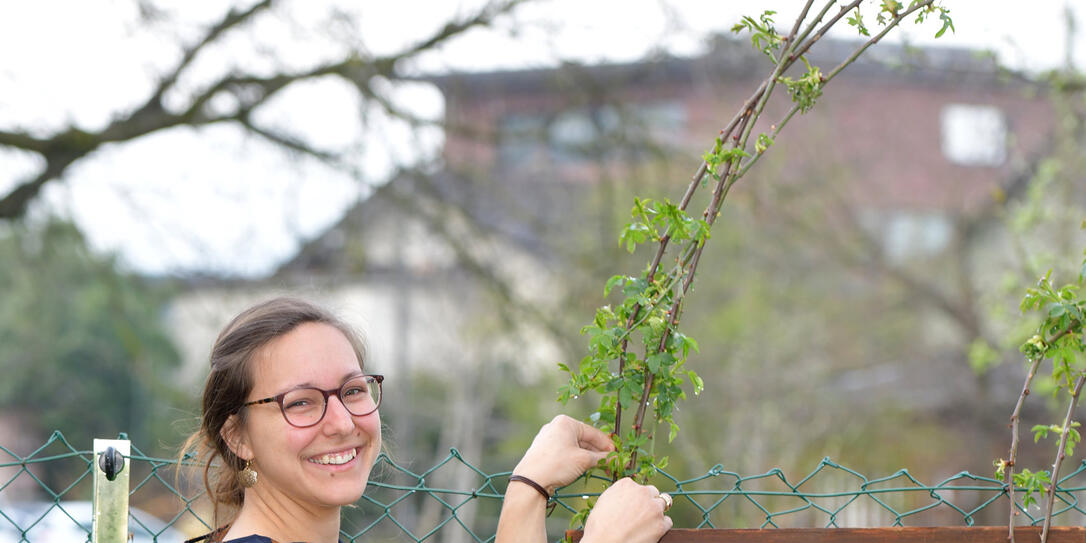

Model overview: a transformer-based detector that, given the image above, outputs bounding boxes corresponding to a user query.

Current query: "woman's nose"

[321,395,357,433]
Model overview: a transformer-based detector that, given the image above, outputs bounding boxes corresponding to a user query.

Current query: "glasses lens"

[340,376,380,416]
[280,388,325,427]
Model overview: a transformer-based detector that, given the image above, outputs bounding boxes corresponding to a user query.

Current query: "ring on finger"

[657,492,673,512]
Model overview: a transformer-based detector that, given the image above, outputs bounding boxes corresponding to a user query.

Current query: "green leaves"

[934,9,955,38]
[755,133,774,155]
[646,352,675,373]
[703,143,752,179]
[731,10,782,59]
[847,7,870,36]
[778,60,823,113]
[619,222,652,253]
[688,370,705,395]
[848,0,954,39]
[618,379,641,409]
[1013,468,1052,508]
[912,3,954,38]
[562,194,707,488]
[604,275,626,296]
[1033,424,1059,443]
[617,198,712,254]
[879,0,903,19]
[1018,269,1085,365]
[566,122,729,479]
[1032,422,1082,456]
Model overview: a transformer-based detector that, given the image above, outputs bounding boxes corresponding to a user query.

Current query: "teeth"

[309,448,357,465]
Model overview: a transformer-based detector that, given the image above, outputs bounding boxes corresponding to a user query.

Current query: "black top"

[184,526,345,543]
[225,536,345,543]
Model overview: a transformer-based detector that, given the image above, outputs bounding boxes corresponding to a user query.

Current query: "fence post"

[92,438,130,543]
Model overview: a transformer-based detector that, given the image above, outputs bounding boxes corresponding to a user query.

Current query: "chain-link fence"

[4,431,1086,542]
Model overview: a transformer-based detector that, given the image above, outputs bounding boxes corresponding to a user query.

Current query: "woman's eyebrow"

[341,370,365,381]
[279,370,364,391]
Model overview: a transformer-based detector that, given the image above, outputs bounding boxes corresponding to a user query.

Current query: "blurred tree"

[0,220,183,492]
[0,0,525,220]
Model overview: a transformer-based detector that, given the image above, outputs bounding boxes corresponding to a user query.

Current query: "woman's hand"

[499,415,671,543]
[583,478,673,543]
[512,415,614,493]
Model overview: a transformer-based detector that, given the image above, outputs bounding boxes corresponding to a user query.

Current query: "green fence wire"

[3,431,1086,542]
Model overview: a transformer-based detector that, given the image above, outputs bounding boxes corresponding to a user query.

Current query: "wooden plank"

[565,527,1085,542]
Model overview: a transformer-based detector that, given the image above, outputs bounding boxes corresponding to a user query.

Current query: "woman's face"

[228,322,382,509]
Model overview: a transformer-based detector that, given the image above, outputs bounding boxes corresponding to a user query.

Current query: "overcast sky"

[1,0,1081,277]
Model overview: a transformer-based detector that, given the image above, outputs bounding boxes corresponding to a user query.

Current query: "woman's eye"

[343,386,366,397]
[284,399,311,410]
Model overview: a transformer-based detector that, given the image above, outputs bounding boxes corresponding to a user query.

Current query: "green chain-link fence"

[4,431,1086,542]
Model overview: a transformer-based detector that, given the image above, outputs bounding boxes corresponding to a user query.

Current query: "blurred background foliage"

[0,219,183,489]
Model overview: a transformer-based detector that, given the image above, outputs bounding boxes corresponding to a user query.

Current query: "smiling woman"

[178,297,381,543]
[180,297,671,543]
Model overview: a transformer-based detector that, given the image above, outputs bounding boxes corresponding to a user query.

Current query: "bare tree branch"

[237,116,344,165]
[145,0,276,108]
[0,130,47,153]
[0,0,531,220]
[398,0,529,59]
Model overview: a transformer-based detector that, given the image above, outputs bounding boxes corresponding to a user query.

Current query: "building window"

[497,113,547,166]
[883,211,952,262]
[548,106,620,163]
[860,209,952,263]
[940,104,1006,167]
[497,100,687,169]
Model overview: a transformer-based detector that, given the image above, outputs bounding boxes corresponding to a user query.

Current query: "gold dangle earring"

[238,459,258,488]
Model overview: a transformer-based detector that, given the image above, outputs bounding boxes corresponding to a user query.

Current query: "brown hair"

[179,297,367,525]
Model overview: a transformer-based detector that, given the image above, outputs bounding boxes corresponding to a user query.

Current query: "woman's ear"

[220,414,253,461]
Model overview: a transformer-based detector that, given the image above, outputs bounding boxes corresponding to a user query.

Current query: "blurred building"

[165,36,1059,504]
[171,32,1055,413]
[430,36,1050,260]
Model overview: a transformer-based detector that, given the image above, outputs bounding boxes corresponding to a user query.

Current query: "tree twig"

[1005,356,1044,543]
[1041,372,1086,543]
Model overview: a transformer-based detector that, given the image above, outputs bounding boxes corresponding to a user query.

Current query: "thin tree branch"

[397,0,529,60]
[1041,371,1086,543]
[1005,322,1080,542]
[144,0,275,110]
[0,130,47,153]
[1005,356,1045,543]
[236,116,344,165]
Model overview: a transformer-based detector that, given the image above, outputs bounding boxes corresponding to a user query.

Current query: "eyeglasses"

[242,375,384,428]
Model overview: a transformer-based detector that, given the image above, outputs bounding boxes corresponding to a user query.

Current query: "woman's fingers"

[576,420,615,452]
[583,478,672,543]
[514,415,612,490]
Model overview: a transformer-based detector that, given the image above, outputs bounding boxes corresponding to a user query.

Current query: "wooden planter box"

[566,527,1086,542]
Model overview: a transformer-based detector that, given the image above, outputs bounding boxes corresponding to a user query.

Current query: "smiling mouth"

[308,448,358,466]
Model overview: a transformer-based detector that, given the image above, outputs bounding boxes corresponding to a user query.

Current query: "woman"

[182,297,671,543]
